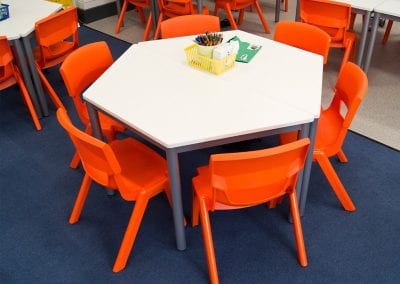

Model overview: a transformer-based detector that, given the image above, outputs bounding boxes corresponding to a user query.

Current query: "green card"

[228,36,262,63]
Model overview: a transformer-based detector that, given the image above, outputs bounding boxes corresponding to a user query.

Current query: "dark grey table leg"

[12,39,43,118]
[275,0,281,22]
[150,0,159,38]
[87,104,115,196]
[166,149,187,251]
[295,122,310,204]
[356,11,370,67]
[299,119,318,216]
[115,0,121,15]
[22,36,49,116]
[363,12,380,73]
[295,0,300,21]
[197,0,203,14]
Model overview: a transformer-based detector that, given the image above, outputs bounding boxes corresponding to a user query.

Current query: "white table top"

[84,31,322,149]
[138,30,324,119]
[374,0,400,16]
[1,0,62,40]
[336,0,385,11]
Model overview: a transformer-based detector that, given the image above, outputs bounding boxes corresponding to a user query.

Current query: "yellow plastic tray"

[184,44,236,75]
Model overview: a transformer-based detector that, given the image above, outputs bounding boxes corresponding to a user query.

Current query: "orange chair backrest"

[56,108,122,188]
[60,41,114,126]
[161,15,220,39]
[209,139,310,209]
[35,6,79,66]
[158,0,195,18]
[274,21,331,64]
[300,0,351,43]
[0,37,16,88]
[319,62,368,155]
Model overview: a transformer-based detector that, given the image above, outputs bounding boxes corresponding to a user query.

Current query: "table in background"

[364,0,400,73]
[294,0,384,68]
[1,0,62,117]
[84,30,323,251]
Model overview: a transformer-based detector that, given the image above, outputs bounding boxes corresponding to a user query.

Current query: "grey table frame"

[86,103,318,250]
[364,11,399,73]
[9,38,44,118]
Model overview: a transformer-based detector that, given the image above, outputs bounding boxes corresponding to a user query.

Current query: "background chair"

[382,20,393,44]
[34,6,79,110]
[154,0,209,40]
[160,15,220,39]
[56,108,171,273]
[0,37,42,131]
[60,41,125,169]
[115,0,153,41]
[192,139,310,284]
[280,62,368,212]
[299,0,355,72]
[214,0,270,34]
[274,21,331,64]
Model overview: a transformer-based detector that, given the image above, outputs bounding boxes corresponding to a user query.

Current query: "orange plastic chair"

[280,62,368,212]
[300,0,356,72]
[60,41,125,169]
[34,6,79,110]
[382,20,393,44]
[192,139,310,284]
[115,0,153,41]
[56,108,171,273]
[214,0,270,34]
[0,37,41,131]
[160,15,220,39]
[274,21,331,64]
[154,0,210,40]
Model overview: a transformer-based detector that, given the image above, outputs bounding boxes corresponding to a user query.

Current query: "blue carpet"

[1,26,399,283]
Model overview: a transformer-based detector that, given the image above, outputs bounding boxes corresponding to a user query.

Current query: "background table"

[84,30,323,250]
[364,0,400,73]
[1,0,62,117]
[294,0,384,68]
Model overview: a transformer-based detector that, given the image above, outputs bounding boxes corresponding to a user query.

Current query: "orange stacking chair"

[56,108,171,273]
[300,0,355,72]
[60,41,125,169]
[115,0,153,41]
[214,0,270,34]
[154,0,210,39]
[280,62,368,212]
[312,62,368,211]
[192,139,310,284]
[160,15,220,39]
[382,20,393,44]
[274,21,331,64]
[0,37,41,131]
[34,6,79,109]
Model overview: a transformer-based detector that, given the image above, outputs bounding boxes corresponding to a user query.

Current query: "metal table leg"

[87,104,115,196]
[22,36,49,116]
[11,39,43,118]
[295,0,300,21]
[166,149,187,251]
[298,119,318,216]
[363,12,380,73]
[275,0,281,22]
[356,11,371,67]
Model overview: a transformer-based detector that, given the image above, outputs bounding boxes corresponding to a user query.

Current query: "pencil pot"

[196,44,220,58]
